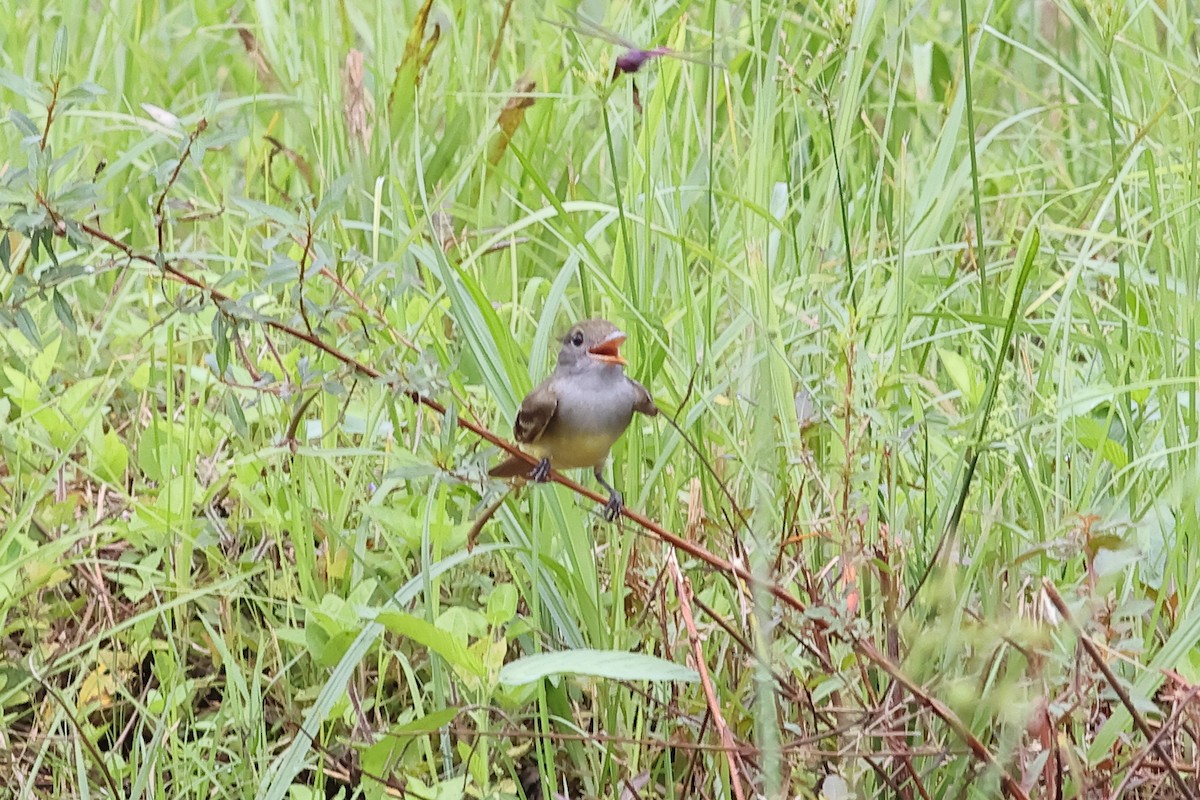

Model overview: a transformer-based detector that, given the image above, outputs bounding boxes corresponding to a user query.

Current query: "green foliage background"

[2,0,1200,797]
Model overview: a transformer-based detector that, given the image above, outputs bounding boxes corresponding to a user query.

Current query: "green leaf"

[96,428,129,484]
[31,335,61,385]
[314,174,351,223]
[305,622,358,669]
[9,109,39,138]
[3,365,41,410]
[937,347,978,407]
[211,311,230,376]
[58,376,105,431]
[51,27,68,80]
[0,69,48,104]
[390,706,459,736]
[225,392,248,437]
[136,421,186,482]
[376,610,485,678]
[485,584,518,626]
[61,83,106,105]
[232,197,299,227]
[1069,416,1127,469]
[361,707,461,777]
[424,108,469,188]
[39,227,59,267]
[498,649,699,686]
[1178,648,1200,686]
[437,606,486,640]
[14,307,40,347]
[52,290,76,334]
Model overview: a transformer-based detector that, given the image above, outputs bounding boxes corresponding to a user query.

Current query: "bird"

[489,319,657,521]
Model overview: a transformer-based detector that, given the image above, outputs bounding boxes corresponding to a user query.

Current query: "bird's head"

[557,318,628,371]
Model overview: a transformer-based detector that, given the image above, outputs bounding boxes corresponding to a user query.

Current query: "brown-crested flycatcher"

[489,319,657,520]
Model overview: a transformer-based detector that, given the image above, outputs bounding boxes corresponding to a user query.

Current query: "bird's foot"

[602,491,623,522]
[527,458,552,483]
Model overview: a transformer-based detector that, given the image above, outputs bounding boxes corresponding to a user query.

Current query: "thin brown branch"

[297,217,314,335]
[668,549,747,800]
[1111,684,1200,799]
[489,0,515,71]
[40,78,60,151]
[154,119,208,256]
[378,722,974,759]
[263,135,315,191]
[283,389,321,450]
[26,656,123,800]
[317,265,419,352]
[1042,580,1196,799]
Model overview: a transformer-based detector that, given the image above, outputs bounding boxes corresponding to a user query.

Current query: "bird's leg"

[527,458,552,483]
[593,467,623,522]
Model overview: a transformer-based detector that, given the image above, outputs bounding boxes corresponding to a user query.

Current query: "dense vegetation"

[2,0,1199,797]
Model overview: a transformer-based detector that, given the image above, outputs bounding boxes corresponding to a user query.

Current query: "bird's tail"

[488,456,532,478]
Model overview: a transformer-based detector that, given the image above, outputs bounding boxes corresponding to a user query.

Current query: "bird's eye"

[571,331,584,347]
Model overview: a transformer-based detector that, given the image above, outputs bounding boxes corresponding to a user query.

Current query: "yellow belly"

[529,430,618,470]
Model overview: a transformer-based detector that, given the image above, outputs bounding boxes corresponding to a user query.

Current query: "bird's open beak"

[588,331,627,365]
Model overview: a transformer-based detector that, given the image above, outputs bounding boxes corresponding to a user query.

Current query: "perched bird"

[489,319,657,521]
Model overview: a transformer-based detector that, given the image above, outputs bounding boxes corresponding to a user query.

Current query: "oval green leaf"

[499,649,699,686]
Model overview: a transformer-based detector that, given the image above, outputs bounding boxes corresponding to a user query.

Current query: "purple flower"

[613,47,671,75]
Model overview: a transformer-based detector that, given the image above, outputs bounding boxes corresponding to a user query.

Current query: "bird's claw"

[602,491,623,522]
[527,458,552,483]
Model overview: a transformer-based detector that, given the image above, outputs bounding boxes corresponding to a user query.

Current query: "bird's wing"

[628,377,658,417]
[513,379,558,443]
